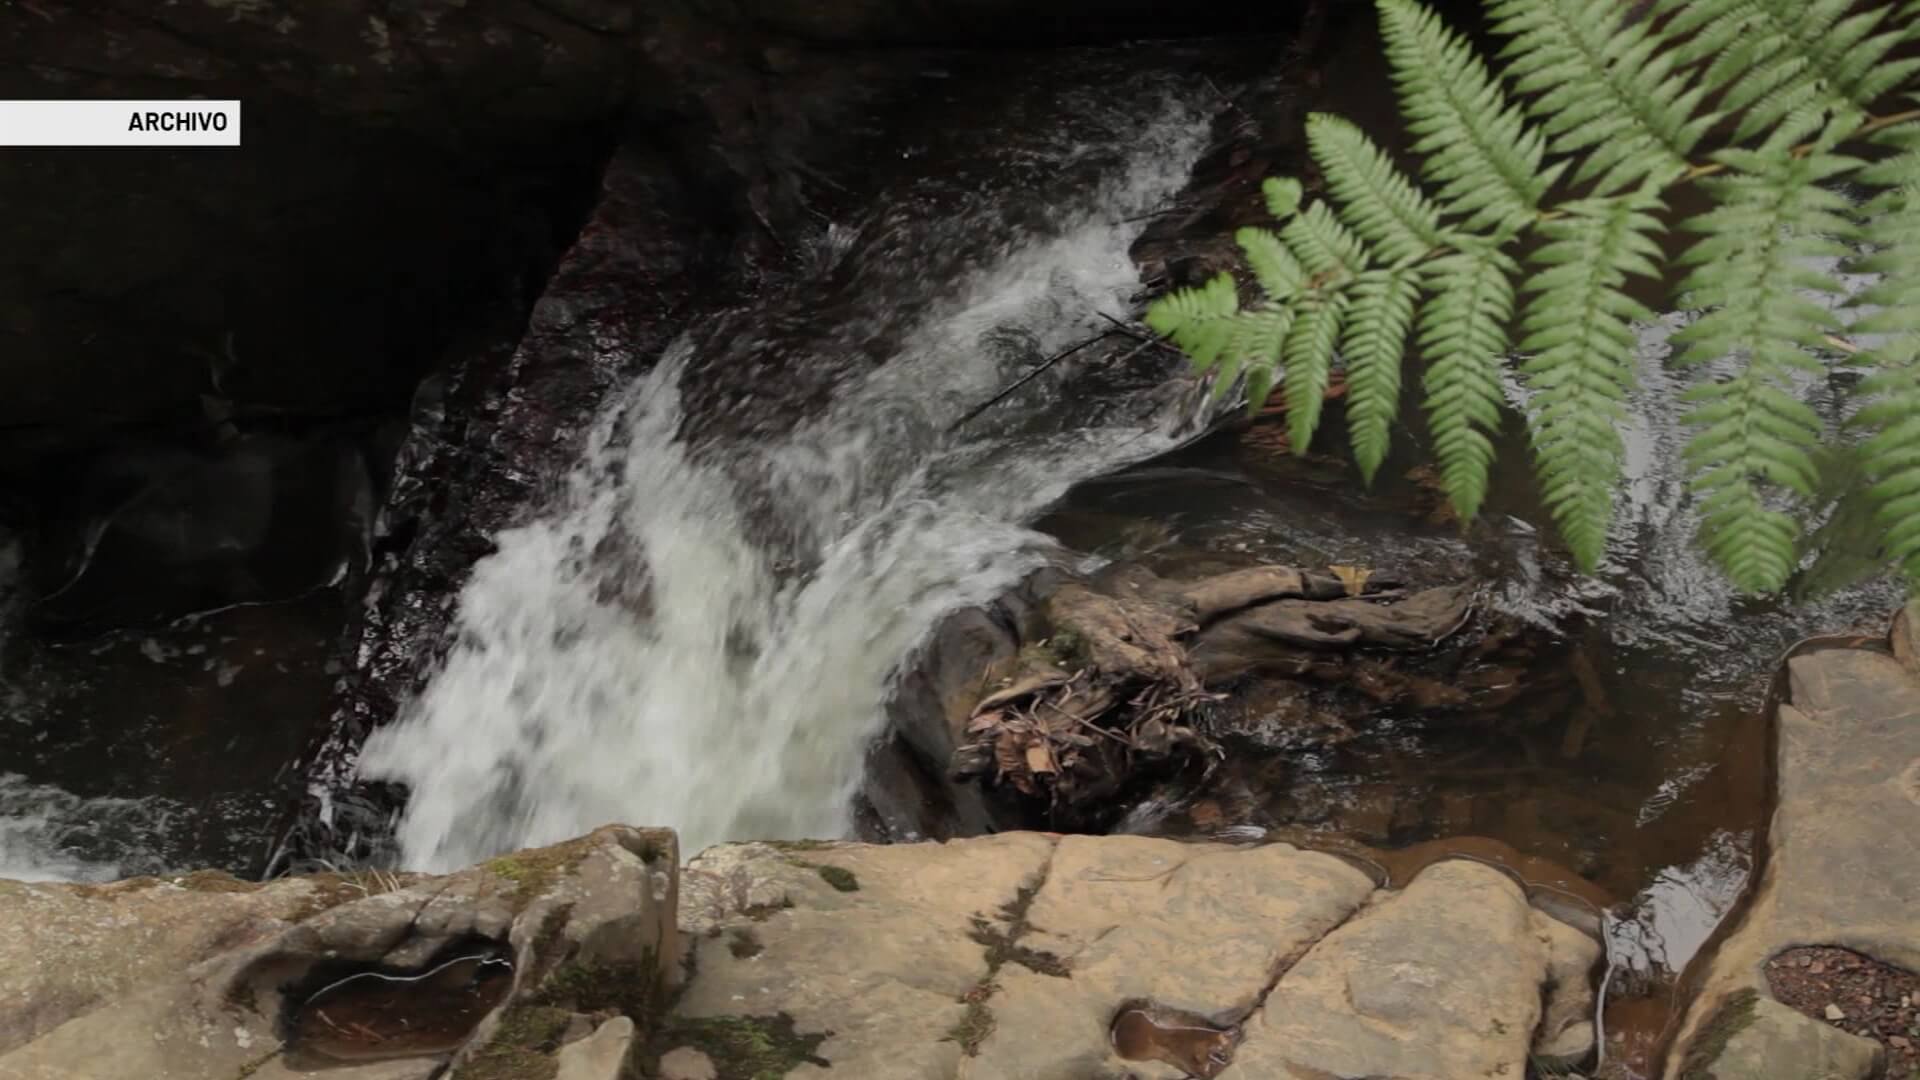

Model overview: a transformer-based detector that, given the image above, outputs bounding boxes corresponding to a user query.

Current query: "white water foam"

[359,95,1213,870]
[0,772,179,882]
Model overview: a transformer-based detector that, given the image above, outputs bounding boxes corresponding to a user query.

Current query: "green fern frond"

[1847,123,1920,584]
[1377,0,1557,233]
[1147,0,1920,595]
[1280,202,1371,286]
[1344,266,1422,481]
[1224,308,1295,406]
[1489,0,1714,194]
[1144,272,1241,370]
[1306,113,1444,263]
[1264,177,1305,219]
[1236,226,1305,300]
[1671,121,1862,591]
[1660,0,1918,141]
[1286,295,1349,452]
[1419,242,1519,522]
[1515,192,1666,570]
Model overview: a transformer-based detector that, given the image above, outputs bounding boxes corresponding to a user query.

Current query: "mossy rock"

[452,1005,573,1080]
[652,1014,830,1080]
[533,953,662,1020]
[1677,988,1760,1080]
[778,855,860,893]
[485,836,598,909]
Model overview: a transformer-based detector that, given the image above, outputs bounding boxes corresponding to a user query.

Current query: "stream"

[0,31,1904,1080]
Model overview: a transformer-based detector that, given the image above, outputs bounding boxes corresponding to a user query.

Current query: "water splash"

[359,89,1214,870]
[0,773,178,882]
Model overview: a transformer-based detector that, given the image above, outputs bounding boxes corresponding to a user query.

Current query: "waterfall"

[356,82,1216,870]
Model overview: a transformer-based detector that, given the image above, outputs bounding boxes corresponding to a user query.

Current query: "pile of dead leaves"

[948,563,1484,814]
[951,667,1223,802]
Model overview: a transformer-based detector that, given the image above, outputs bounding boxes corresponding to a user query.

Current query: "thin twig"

[947,330,1120,433]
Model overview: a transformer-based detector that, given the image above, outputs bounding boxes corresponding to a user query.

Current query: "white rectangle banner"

[0,100,241,147]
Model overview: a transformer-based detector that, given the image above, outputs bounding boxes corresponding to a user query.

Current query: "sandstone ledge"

[2,827,1599,1080]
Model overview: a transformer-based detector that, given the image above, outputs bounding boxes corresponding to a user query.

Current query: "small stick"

[947,330,1121,433]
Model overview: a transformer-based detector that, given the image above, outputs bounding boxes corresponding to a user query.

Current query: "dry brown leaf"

[1328,564,1372,597]
[1025,742,1057,775]
[994,731,1026,778]
[973,672,1070,715]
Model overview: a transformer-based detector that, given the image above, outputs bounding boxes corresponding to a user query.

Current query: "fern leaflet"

[1516,192,1666,569]
[1345,266,1422,481]
[1419,242,1518,522]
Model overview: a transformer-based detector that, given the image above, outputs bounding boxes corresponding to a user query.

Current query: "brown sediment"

[1766,946,1920,1077]
[1108,1000,1241,1079]
[284,948,515,1066]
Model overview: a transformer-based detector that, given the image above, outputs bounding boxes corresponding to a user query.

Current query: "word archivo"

[126,110,229,132]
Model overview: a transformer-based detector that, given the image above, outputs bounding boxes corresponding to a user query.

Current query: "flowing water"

[0,40,1903,1079]
[353,70,1219,870]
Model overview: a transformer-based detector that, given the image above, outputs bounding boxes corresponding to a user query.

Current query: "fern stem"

[1679,107,1920,181]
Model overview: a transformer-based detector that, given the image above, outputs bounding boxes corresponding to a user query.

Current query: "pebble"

[1824,1003,1846,1021]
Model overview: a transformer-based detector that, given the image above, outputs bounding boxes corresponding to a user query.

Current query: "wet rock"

[0,826,677,1080]
[1666,644,1920,1079]
[1191,583,1474,668]
[1234,859,1554,1079]
[1533,907,1603,1066]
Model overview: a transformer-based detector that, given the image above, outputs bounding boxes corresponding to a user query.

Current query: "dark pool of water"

[0,589,341,880]
[283,943,516,1066]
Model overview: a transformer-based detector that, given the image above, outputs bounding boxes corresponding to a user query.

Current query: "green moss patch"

[966,880,1069,978]
[451,1005,572,1080]
[485,836,597,909]
[531,952,661,1020]
[1678,988,1760,1080]
[652,1014,830,1080]
[945,981,997,1057]
[766,839,841,853]
[777,854,860,893]
[812,864,860,892]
